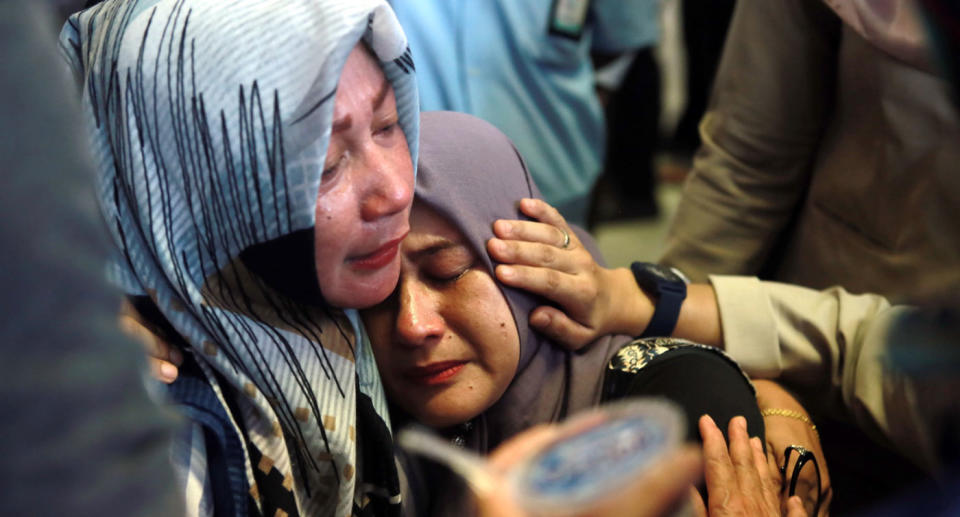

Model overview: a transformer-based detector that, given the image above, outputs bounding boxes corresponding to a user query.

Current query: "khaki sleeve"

[710,275,941,472]
[659,0,840,281]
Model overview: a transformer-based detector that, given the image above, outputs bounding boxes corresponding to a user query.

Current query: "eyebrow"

[330,77,391,134]
[407,239,468,262]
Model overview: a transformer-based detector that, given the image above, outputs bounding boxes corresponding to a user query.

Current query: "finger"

[766,440,782,489]
[148,357,179,384]
[493,218,578,250]
[495,264,585,310]
[699,414,738,516]
[168,343,184,366]
[118,314,162,354]
[516,198,571,232]
[786,496,809,517]
[751,436,780,511]
[728,417,766,513]
[529,307,596,350]
[488,237,577,273]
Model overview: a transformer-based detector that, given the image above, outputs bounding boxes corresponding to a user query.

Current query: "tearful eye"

[321,154,345,183]
[375,122,398,137]
[419,244,476,286]
[430,267,471,285]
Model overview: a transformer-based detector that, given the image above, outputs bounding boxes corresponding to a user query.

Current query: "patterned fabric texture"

[609,337,754,390]
[59,1,418,515]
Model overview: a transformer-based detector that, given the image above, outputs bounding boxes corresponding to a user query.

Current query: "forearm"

[606,267,722,346]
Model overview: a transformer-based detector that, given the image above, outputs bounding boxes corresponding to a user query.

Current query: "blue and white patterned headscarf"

[60,1,417,515]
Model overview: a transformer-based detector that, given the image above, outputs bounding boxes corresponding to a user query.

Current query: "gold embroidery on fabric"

[294,407,310,422]
[323,415,337,431]
[258,455,275,474]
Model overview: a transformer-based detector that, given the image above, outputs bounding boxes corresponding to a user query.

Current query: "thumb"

[529,306,595,350]
[786,496,808,517]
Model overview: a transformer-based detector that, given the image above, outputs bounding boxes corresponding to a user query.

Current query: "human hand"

[487,198,653,349]
[476,424,703,517]
[118,300,182,384]
[753,380,831,516]
[695,414,808,517]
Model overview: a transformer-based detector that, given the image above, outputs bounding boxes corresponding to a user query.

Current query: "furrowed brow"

[331,113,352,134]
[371,77,390,111]
[408,240,462,262]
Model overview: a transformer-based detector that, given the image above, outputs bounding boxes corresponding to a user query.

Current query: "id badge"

[548,0,590,41]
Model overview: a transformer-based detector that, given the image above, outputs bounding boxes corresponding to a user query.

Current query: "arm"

[659,0,840,281]
[488,198,722,348]
[490,199,941,473]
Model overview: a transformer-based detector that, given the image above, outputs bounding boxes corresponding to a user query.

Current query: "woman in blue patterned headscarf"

[61,1,418,515]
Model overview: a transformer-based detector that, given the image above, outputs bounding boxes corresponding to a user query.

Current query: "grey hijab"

[414,111,630,454]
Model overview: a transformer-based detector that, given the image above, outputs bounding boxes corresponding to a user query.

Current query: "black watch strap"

[630,262,687,339]
[641,281,686,338]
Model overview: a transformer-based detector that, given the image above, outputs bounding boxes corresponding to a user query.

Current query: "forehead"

[335,44,388,101]
[405,203,468,250]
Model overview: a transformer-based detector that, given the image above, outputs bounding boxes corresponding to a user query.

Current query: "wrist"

[608,267,654,336]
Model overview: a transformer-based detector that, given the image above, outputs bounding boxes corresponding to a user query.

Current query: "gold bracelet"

[761,408,818,438]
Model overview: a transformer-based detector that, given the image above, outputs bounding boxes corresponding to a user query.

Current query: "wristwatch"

[630,262,688,338]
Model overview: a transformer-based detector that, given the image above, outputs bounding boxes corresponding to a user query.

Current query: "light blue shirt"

[392,0,659,224]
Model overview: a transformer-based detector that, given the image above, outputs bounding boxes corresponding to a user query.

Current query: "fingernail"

[788,496,803,510]
[700,414,716,429]
[160,362,178,381]
[488,238,505,254]
[750,436,762,452]
[498,266,514,279]
[530,312,549,327]
[498,221,513,235]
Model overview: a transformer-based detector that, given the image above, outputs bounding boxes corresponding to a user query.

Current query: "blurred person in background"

[662,0,737,179]
[589,45,663,224]
[391,0,660,227]
[0,1,179,515]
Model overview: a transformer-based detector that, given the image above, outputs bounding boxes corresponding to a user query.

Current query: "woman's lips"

[349,235,405,270]
[405,361,467,386]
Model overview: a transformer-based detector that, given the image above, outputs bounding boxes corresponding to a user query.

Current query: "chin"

[414,396,490,430]
[417,410,473,430]
[324,260,401,309]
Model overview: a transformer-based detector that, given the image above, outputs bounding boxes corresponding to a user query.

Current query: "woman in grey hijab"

[363,111,767,516]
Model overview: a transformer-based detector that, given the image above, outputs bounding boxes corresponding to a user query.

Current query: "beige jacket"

[711,275,951,474]
[661,0,960,301]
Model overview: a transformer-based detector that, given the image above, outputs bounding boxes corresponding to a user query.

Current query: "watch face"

[669,267,690,285]
[635,262,681,281]
[631,262,687,295]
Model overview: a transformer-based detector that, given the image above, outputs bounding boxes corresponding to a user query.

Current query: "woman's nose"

[395,280,445,347]
[360,146,413,222]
